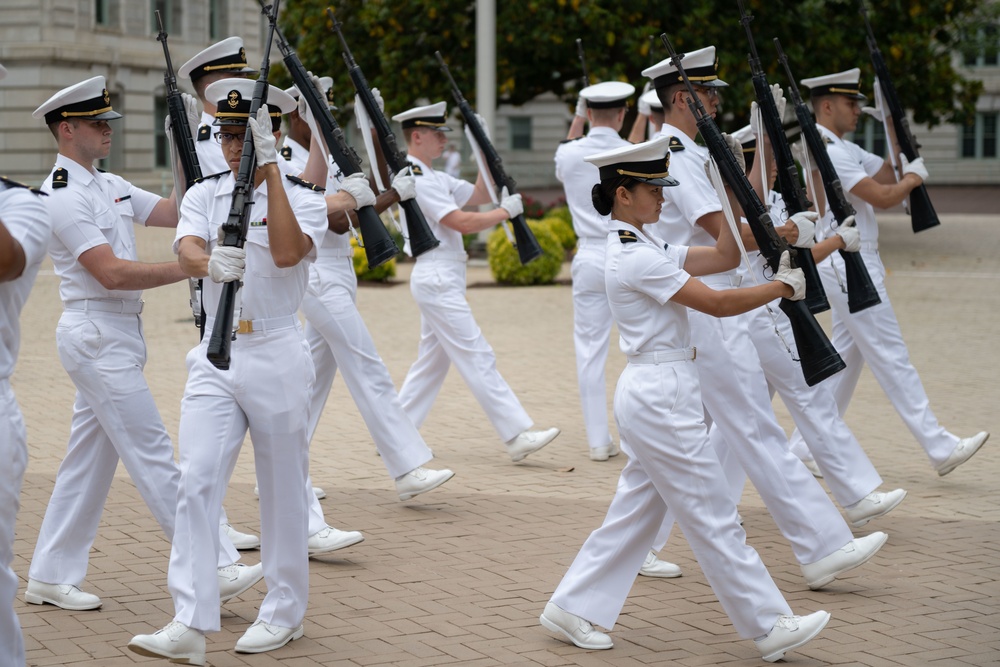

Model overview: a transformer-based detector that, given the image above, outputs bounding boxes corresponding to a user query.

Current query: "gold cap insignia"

[228,90,241,109]
[103,88,110,104]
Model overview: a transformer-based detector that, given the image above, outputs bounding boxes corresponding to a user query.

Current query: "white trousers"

[571,243,614,450]
[302,257,432,479]
[29,311,237,588]
[169,325,312,633]
[1,379,26,667]
[790,251,958,466]
[399,259,532,443]
[748,304,882,508]
[550,361,790,638]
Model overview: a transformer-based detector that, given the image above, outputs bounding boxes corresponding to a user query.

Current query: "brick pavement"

[9,214,1000,666]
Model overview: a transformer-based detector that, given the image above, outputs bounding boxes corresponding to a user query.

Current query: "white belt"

[204,315,299,336]
[320,247,355,259]
[700,273,742,289]
[859,241,879,252]
[418,250,468,263]
[627,347,696,365]
[65,298,144,314]
[576,237,604,248]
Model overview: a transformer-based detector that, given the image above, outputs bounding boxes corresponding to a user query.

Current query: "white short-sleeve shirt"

[818,124,883,245]
[194,111,230,176]
[408,155,475,255]
[651,123,723,249]
[554,126,629,241]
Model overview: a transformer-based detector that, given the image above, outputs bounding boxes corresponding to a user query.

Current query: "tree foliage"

[277,0,995,130]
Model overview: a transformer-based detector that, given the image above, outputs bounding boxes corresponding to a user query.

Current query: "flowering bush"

[351,235,397,282]
[487,219,563,286]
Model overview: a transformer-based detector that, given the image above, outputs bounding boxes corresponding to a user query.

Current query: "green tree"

[278,0,994,130]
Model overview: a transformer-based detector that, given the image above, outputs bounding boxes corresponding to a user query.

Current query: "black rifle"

[859,0,940,233]
[659,33,845,387]
[205,0,280,370]
[155,10,206,339]
[576,38,589,90]
[435,51,542,265]
[263,2,398,269]
[737,0,829,315]
[775,39,882,314]
[329,11,439,258]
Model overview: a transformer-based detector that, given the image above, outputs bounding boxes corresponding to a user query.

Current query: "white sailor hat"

[642,46,728,90]
[580,81,635,109]
[800,68,867,100]
[391,101,452,131]
[0,64,7,81]
[639,88,662,111]
[205,78,296,127]
[285,76,337,110]
[584,135,679,187]
[178,36,257,83]
[33,76,122,126]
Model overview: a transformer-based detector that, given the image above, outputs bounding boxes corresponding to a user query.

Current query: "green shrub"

[352,235,397,282]
[487,219,563,286]
[542,206,578,250]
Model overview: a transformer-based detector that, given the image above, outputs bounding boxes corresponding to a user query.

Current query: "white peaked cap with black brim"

[584,135,679,187]
[643,46,728,90]
[206,78,296,126]
[800,68,867,100]
[392,101,452,131]
[33,76,123,125]
[580,81,635,108]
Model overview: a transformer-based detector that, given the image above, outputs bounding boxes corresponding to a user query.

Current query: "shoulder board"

[96,167,107,173]
[197,125,212,141]
[1,175,47,195]
[195,170,229,183]
[618,230,638,244]
[408,162,423,176]
[280,145,293,161]
[559,136,584,144]
[285,174,325,192]
[824,136,833,145]
[51,167,69,189]
[667,136,685,152]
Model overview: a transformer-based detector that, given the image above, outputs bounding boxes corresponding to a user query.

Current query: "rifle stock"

[435,51,542,265]
[660,33,844,387]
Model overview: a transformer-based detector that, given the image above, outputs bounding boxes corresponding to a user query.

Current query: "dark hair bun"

[591,183,614,216]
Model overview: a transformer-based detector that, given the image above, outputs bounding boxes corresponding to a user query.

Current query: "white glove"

[789,211,817,248]
[340,172,376,209]
[474,113,491,142]
[836,224,861,252]
[390,168,416,201]
[899,154,928,182]
[207,245,246,284]
[499,186,523,219]
[775,249,806,300]
[769,83,787,121]
[247,106,277,166]
[182,92,200,135]
[721,132,745,174]
[371,86,385,114]
[575,96,588,118]
[791,140,810,168]
[637,95,652,117]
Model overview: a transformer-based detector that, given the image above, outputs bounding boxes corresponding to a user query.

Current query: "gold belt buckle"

[237,320,254,334]
[691,347,697,360]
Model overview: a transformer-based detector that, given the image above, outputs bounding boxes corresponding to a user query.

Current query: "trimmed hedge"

[542,206,578,251]
[351,235,397,282]
[487,219,563,286]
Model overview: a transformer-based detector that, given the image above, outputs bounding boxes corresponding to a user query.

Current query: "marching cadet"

[392,102,561,462]
[25,75,259,615]
[1,61,54,667]
[540,136,831,662]
[280,76,335,173]
[640,47,888,590]
[128,78,373,662]
[788,68,988,475]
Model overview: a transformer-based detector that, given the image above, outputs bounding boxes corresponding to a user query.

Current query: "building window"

[96,0,119,28]
[509,116,532,150]
[154,96,169,169]
[963,24,998,67]
[857,117,887,157]
[961,112,999,159]
[209,0,227,40]
[152,0,181,35]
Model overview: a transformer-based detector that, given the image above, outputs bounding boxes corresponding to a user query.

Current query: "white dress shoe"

[396,467,455,501]
[755,611,830,662]
[936,431,989,476]
[235,619,304,653]
[223,522,260,550]
[802,458,823,478]
[308,526,364,556]
[845,488,907,527]
[255,485,326,499]
[218,562,264,602]
[638,550,682,578]
[128,621,206,665]
[589,442,620,462]
[24,579,102,610]
[539,601,613,650]
[506,427,560,462]
[800,531,888,590]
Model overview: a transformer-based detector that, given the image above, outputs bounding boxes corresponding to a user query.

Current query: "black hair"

[655,83,686,111]
[591,175,641,216]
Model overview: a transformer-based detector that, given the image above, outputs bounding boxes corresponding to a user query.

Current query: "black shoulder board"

[667,136,685,152]
[281,145,292,161]
[618,230,638,244]
[824,136,833,145]
[96,167,106,173]
[559,136,584,144]
[197,125,211,141]
[198,170,229,182]
[285,174,325,192]
[51,167,69,189]
[409,162,423,176]
[1,175,47,195]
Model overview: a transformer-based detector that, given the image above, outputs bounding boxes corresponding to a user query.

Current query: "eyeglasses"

[696,87,720,100]
[214,131,247,144]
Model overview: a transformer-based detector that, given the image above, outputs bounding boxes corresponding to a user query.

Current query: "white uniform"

[549,222,791,638]
[1,181,52,667]
[194,111,228,176]
[279,136,309,175]
[28,156,239,591]
[301,172,433,490]
[167,171,326,633]
[648,125,852,566]
[788,126,959,466]
[554,127,629,452]
[397,156,532,443]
